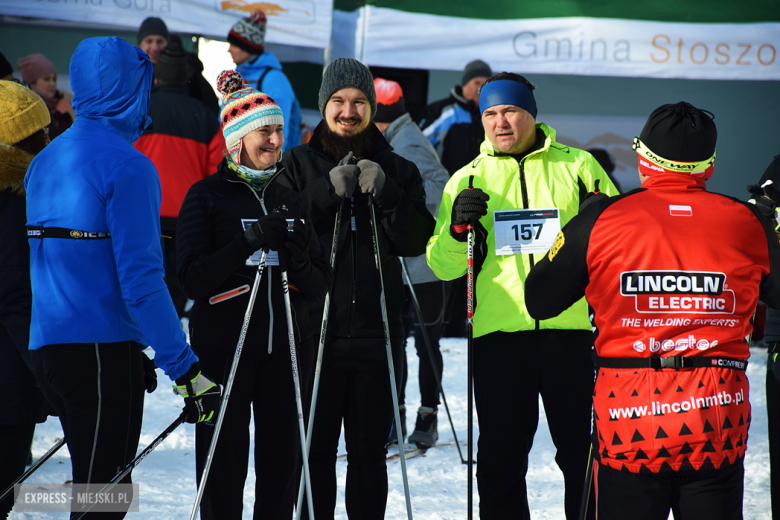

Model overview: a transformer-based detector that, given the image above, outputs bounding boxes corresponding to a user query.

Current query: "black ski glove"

[141,351,158,394]
[243,213,288,252]
[580,179,610,211]
[173,362,222,425]
[450,187,490,242]
[284,219,309,268]
[329,152,360,199]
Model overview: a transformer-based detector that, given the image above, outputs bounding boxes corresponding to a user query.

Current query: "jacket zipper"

[518,160,540,331]
[347,197,357,337]
[226,167,286,351]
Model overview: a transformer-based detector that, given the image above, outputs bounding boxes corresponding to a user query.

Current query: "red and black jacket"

[134,85,225,220]
[526,173,780,473]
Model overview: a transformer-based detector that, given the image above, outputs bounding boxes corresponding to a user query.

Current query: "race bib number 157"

[493,209,561,255]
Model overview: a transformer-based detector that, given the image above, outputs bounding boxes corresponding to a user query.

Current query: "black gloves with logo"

[243,213,288,252]
[173,362,222,425]
[450,187,490,242]
[284,219,309,268]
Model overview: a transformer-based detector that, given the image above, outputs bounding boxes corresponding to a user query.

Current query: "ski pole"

[466,175,476,520]
[578,444,595,520]
[296,202,343,520]
[280,262,316,520]
[399,257,466,464]
[190,250,269,520]
[71,412,186,520]
[0,437,66,504]
[368,194,414,520]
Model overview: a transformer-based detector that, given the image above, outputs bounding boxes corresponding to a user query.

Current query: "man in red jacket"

[134,42,224,317]
[525,102,780,519]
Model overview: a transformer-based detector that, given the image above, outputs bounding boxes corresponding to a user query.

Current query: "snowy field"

[9,341,773,519]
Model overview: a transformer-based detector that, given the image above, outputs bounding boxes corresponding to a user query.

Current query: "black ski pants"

[473,330,595,520]
[31,342,145,519]
[594,456,744,519]
[0,423,34,519]
[304,337,403,520]
[768,361,780,520]
[400,280,451,409]
[194,338,314,520]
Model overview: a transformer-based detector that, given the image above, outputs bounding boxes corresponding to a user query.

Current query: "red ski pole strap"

[26,225,111,240]
[593,353,747,372]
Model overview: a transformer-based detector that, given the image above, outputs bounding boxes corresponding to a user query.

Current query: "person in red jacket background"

[135,42,224,317]
[525,102,780,519]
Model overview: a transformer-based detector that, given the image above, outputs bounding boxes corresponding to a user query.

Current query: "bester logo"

[633,335,718,353]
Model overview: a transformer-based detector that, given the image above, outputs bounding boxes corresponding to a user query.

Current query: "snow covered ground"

[10,341,773,519]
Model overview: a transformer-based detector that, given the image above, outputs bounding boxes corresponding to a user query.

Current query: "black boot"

[385,405,406,448]
[409,406,438,449]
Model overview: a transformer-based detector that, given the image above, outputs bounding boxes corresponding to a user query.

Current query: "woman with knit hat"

[0,81,54,519]
[16,54,74,140]
[176,70,332,520]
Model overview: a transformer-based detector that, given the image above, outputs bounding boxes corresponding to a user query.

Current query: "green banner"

[335,0,780,23]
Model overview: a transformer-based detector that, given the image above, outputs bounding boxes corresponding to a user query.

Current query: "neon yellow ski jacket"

[426,123,619,338]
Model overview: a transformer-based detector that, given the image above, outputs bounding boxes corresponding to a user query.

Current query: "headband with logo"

[633,137,715,180]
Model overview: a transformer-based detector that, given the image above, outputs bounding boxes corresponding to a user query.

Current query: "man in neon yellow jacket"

[427,72,618,520]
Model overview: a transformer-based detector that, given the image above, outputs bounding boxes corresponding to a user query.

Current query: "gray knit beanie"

[462,59,492,86]
[137,17,169,44]
[318,58,376,119]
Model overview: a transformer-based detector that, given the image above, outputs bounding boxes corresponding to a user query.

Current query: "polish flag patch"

[669,205,692,217]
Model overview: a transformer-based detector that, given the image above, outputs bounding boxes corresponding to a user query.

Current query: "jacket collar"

[382,113,412,143]
[641,173,707,191]
[449,85,480,115]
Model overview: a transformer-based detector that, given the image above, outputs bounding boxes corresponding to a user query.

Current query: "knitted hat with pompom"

[217,69,283,165]
[227,10,267,55]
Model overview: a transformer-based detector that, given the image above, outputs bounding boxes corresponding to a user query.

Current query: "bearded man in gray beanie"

[281,57,435,520]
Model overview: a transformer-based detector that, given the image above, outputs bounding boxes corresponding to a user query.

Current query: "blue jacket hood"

[243,51,283,73]
[70,37,153,144]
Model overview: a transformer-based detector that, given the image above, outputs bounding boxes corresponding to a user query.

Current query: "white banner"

[357,7,780,81]
[0,0,333,49]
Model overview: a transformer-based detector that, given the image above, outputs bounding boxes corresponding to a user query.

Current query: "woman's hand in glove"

[243,213,288,252]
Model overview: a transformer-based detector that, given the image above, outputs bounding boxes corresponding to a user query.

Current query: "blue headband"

[479,80,537,119]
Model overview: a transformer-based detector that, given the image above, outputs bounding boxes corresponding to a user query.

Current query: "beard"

[320,121,376,162]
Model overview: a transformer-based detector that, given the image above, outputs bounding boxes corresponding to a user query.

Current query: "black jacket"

[0,144,48,425]
[281,122,435,340]
[177,159,332,356]
[419,86,485,176]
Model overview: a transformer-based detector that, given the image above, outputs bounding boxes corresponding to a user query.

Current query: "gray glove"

[357,159,386,196]
[329,152,359,199]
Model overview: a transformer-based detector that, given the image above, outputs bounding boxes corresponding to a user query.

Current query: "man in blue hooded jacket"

[25,37,220,507]
[227,9,302,151]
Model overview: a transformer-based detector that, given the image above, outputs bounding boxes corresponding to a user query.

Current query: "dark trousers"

[161,219,187,318]
[769,364,780,519]
[594,456,744,519]
[31,342,145,519]
[400,280,450,409]
[473,330,595,520]
[0,423,35,519]
[305,337,403,520]
[443,276,467,338]
[194,339,314,520]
